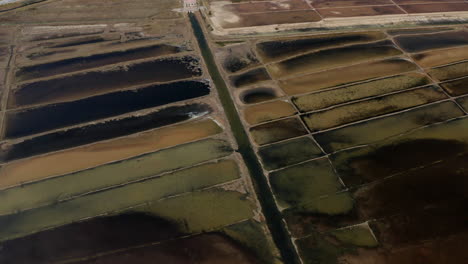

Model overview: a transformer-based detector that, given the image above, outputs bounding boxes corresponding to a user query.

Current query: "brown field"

[340,232,468,264]
[0,0,180,23]
[0,119,222,189]
[353,154,467,219]
[73,233,261,264]
[250,117,308,145]
[292,72,430,112]
[0,212,262,264]
[394,30,468,53]
[0,47,11,67]
[279,58,418,95]
[400,3,468,13]
[387,26,455,36]
[370,200,467,247]
[317,5,404,18]
[440,76,468,96]
[394,0,465,3]
[225,0,310,14]
[220,10,321,29]
[208,0,468,32]
[412,45,468,68]
[311,0,393,8]
[302,86,447,131]
[243,100,297,125]
[428,61,468,81]
[458,96,468,111]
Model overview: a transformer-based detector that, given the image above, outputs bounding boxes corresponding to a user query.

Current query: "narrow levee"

[189,13,301,264]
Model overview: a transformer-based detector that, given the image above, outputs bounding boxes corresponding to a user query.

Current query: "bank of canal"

[189,13,301,264]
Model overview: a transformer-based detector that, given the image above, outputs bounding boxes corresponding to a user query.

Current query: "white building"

[183,0,199,13]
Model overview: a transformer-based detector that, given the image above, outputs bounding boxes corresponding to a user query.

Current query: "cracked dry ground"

[0,1,468,264]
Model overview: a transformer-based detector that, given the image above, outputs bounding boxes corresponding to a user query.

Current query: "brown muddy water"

[250,117,308,145]
[15,43,187,81]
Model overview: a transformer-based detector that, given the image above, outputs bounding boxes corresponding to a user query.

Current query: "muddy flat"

[317,6,404,18]
[401,2,468,13]
[225,0,310,14]
[220,10,321,28]
[311,0,393,8]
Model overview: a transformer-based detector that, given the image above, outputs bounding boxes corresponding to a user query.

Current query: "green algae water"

[189,13,301,264]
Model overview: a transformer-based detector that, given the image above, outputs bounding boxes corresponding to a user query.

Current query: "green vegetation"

[282,192,355,238]
[428,61,468,81]
[293,73,430,112]
[0,159,241,241]
[222,220,282,264]
[302,86,447,132]
[259,136,323,170]
[296,232,349,264]
[440,76,468,96]
[315,101,464,152]
[270,158,344,208]
[289,192,354,216]
[138,189,254,233]
[0,139,233,215]
[330,224,378,247]
[457,96,468,112]
[244,100,297,125]
[250,117,308,145]
[296,224,376,264]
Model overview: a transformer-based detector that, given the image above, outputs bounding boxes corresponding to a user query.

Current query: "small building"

[183,0,198,13]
